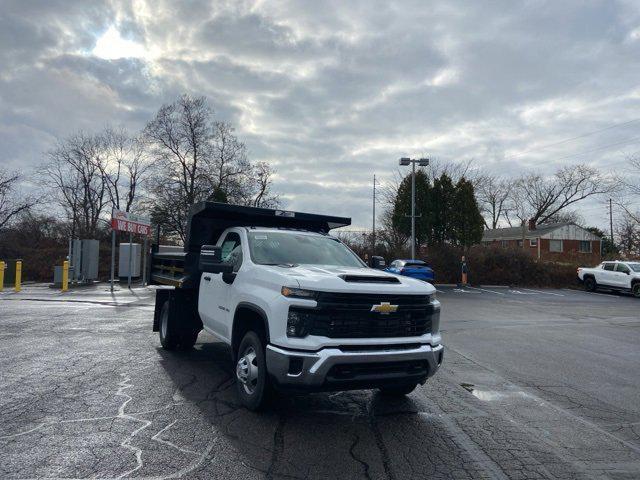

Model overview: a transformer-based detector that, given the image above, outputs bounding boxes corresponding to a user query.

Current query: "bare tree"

[476,175,511,229]
[210,121,250,199]
[144,95,214,240]
[507,164,614,226]
[616,211,640,257]
[41,132,109,238]
[615,154,640,225]
[98,127,150,213]
[249,161,279,207]
[144,94,278,240]
[0,169,38,228]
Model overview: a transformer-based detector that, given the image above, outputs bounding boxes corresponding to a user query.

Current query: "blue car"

[385,259,435,282]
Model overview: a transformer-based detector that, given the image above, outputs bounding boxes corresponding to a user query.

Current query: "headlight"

[428,292,437,303]
[281,286,317,299]
[287,309,311,337]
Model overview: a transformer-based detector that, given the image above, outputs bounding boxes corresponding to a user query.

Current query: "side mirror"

[370,255,386,270]
[199,245,233,274]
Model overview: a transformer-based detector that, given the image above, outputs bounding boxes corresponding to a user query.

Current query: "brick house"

[482,221,602,264]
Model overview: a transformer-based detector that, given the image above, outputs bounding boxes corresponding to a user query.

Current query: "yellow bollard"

[62,260,69,292]
[15,260,22,293]
[0,261,4,292]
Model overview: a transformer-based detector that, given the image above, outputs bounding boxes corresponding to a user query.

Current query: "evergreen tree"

[430,174,456,244]
[452,178,485,248]
[392,170,432,251]
[391,171,484,250]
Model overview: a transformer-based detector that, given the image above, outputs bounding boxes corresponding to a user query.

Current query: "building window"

[517,239,523,247]
[501,240,508,247]
[530,238,537,247]
[578,240,591,253]
[549,239,563,252]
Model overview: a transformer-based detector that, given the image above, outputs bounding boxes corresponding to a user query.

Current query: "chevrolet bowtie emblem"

[370,302,398,314]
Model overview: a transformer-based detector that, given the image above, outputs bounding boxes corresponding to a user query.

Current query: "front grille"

[291,293,434,339]
[338,343,422,352]
[327,360,429,380]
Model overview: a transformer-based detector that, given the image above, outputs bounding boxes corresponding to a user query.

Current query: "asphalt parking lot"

[1,284,639,479]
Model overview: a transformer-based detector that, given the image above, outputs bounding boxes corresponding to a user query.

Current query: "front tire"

[379,383,418,397]
[235,331,271,411]
[584,277,597,292]
[633,283,640,298]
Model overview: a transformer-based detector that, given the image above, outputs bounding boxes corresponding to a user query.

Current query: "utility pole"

[372,174,376,256]
[609,198,614,244]
[399,157,429,259]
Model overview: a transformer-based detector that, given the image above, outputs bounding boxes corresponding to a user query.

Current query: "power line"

[551,136,640,161]
[503,117,640,160]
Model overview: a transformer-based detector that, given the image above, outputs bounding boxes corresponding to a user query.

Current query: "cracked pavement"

[1,284,639,479]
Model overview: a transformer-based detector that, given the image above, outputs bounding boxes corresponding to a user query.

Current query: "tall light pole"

[399,157,429,259]
[372,174,376,255]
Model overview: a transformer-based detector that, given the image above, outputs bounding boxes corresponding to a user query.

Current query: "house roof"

[482,222,601,241]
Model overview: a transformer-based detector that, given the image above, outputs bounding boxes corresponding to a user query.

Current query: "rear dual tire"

[159,300,199,351]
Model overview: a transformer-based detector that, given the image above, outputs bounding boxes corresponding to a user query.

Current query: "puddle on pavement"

[460,383,532,402]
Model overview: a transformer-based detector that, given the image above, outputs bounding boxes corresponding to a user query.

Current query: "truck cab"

[151,202,443,410]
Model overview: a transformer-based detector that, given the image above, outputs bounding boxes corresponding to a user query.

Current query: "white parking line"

[508,290,538,295]
[562,288,618,298]
[466,286,505,295]
[453,288,482,294]
[521,288,564,297]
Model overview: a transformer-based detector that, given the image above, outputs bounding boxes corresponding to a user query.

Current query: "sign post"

[110,229,115,292]
[110,210,151,290]
[142,236,148,287]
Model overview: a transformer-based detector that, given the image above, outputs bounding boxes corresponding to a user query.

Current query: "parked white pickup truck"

[151,202,443,410]
[577,261,640,297]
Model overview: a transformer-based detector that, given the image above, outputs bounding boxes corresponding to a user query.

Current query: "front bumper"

[266,343,444,392]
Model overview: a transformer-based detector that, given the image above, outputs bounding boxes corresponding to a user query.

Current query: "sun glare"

[93,26,146,60]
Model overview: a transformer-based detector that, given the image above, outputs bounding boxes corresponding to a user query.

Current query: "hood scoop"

[339,274,400,284]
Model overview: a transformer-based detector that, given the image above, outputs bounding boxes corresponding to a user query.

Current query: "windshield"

[247,231,365,267]
[405,261,426,268]
[629,263,640,272]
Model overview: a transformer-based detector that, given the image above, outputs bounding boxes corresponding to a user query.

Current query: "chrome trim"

[266,343,443,387]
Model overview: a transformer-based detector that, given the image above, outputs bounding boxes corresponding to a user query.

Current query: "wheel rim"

[161,307,168,340]
[236,346,259,395]
[634,285,640,297]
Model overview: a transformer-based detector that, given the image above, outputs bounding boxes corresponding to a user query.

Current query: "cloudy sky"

[2,0,640,229]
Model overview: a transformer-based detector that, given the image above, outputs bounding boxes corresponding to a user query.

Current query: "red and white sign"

[111,209,151,235]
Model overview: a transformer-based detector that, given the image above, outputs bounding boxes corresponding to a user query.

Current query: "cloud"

[1,0,640,230]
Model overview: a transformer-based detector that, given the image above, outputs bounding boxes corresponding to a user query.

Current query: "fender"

[233,302,271,344]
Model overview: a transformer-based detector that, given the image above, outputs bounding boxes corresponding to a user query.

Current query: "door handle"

[204,276,211,281]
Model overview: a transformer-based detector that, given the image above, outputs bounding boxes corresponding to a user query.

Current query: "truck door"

[614,263,631,288]
[199,231,243,341]
[600,262,615,285]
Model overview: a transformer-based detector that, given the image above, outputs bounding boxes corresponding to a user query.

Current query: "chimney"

[528,219,536,231]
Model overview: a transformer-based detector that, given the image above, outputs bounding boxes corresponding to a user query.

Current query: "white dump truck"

[151,202,443,410]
